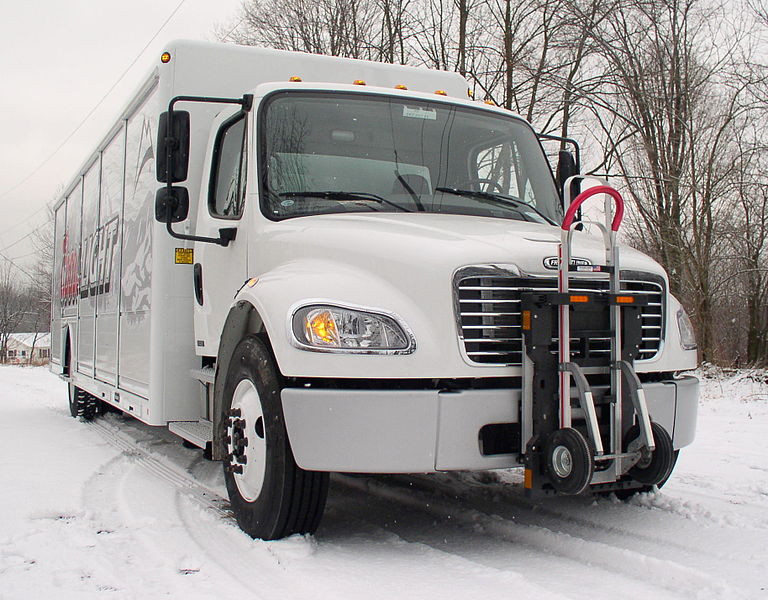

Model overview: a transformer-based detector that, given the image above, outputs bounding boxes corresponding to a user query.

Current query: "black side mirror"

[155,186,190,223]
[156,110,190,183]
[556,150,580,201]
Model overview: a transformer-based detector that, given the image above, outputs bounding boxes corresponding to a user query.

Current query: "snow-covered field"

[0,366,765,599]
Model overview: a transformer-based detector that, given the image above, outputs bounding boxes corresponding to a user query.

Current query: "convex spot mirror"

[155,186,189,223]
[156,110,190,183]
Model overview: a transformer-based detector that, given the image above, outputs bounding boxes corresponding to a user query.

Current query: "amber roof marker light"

[160,51,172,64]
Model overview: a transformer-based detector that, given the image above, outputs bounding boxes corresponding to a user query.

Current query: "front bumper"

[281,376,699,472]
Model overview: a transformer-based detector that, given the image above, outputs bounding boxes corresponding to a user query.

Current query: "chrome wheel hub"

[552,445,573,478]
[226,379,267,502]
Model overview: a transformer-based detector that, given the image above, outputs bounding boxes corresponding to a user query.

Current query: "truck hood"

[261,212,666,280]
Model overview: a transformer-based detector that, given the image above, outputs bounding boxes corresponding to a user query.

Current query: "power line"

[0,206,49,239]
[0,0,191,205]
[0,209,52,252]
[0,249,35,281]
[220,16,247,42]
[0,227,42,255]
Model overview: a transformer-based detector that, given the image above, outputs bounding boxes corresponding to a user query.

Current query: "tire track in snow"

[78,453,210,597]
[85,419,570,599]
[318,502,577,600]
[391,471,768,581]
[334,475,746,600]
[85,418,322,599]
[323,478,666,600]
[86,419,231,519]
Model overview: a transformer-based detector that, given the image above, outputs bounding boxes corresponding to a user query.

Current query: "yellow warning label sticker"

[175,248,194,264]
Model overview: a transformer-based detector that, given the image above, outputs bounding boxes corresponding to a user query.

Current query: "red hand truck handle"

[561,185,625,232]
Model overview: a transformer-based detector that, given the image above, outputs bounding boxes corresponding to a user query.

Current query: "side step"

[169,419,213,449]
[190,367,215,385]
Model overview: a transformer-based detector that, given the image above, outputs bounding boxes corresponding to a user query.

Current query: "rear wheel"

[68,383,99,420]
[220,335,329,540]
[627,421,675,485]
[611,448,679,500]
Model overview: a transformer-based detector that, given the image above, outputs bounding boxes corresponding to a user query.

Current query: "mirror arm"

[165,94,253,191]
[537,132,581,170]
[164,211,236,247]
[161,93,252,248]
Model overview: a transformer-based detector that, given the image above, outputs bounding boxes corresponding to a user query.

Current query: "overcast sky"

[0,0,242,270]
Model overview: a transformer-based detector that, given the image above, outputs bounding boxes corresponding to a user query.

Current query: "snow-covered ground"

[0,366,765,599]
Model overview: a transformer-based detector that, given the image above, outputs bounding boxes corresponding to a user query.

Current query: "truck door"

[193,109,250,356]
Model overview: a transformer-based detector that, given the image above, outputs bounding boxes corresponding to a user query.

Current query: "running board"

[169,420,213,449]
[190,367,215,385]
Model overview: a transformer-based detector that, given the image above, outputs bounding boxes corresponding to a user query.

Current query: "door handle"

[194,263,204,306]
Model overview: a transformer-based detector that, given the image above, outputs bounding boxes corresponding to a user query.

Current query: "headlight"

[291,304,415,354]
[676,308,697,350]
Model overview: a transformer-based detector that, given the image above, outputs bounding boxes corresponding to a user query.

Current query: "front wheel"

[220,335,329,540]
[545,427,594,495]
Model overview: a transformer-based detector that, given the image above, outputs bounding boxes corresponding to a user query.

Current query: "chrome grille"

[456,274,664,365]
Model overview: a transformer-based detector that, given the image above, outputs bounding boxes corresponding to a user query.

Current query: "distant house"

[5,333,51,365]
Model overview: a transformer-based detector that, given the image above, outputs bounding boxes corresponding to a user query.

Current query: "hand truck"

[520,181,675,495]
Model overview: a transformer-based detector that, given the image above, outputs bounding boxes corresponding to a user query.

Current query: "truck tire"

[220,335,329,540]
[68,383,99,420]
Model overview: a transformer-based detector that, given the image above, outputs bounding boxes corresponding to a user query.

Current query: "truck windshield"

[260,91,562,224]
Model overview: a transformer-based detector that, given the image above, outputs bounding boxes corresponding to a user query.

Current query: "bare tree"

[223,0,380,59]
[0,261,30,363]
[584,0,761,360]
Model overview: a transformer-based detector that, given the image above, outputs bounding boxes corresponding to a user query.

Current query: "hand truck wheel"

[545,428,594,495]
[627,421,675,485]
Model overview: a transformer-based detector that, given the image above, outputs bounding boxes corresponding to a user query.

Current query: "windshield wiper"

[394,171,425,212]
[434,187,553,224]
[279,191,412,213]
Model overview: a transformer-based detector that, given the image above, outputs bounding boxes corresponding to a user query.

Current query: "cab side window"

[474,139,541,208]
[475,141,514,194]
[210,115,247,218]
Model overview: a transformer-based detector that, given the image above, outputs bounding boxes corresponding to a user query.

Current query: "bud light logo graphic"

[79,216,120,298]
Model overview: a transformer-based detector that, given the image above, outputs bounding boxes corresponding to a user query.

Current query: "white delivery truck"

[52,40,699,540]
